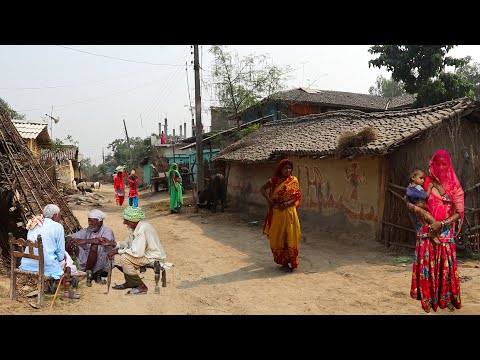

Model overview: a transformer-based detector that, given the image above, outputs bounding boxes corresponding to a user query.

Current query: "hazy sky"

[1,45,479,164]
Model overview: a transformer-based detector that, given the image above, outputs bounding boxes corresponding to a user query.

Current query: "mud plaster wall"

[227,155,382,242]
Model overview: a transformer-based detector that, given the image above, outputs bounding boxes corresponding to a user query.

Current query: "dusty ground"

[1,186,480,315]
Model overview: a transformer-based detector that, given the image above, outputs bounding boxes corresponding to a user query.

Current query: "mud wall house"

[12,119,50,159]
[0,108,81,260]
[223,88,416,126]
[39,146,80,192]
[214,98,480,249]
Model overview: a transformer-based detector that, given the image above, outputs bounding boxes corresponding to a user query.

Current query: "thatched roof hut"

[214,98,480,250]
[0,107,81,260]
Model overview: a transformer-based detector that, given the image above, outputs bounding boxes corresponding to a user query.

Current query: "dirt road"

[1,187,479,315]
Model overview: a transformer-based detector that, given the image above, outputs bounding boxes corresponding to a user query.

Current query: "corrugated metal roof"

[40,146,78,161]
[12,120,48,139]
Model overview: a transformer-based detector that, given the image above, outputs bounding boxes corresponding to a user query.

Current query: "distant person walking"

[260,159,302,273]
[167,162,183,214]
[114,165,127,206]
[128,170,139,207]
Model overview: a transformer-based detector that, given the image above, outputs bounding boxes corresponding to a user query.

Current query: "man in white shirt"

[105,206,166,295]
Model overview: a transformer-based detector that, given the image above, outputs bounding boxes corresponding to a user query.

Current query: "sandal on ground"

[125,288,147,295]
[86,270,92,287]
[95,278,107,285]
[62,293,81,300]
[112,283,129,290]
[280,265,293,273]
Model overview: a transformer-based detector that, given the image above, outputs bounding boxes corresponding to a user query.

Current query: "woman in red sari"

[260,159,302,272]
[114,166,127,206]
[409,150,464,312]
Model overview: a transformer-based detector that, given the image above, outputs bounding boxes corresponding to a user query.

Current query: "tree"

[209,45,292,130]
[368,45,474,107]
[455,56,480,100]
[0,97,26,120]
[107,136,151,169]
[368,75,406,97]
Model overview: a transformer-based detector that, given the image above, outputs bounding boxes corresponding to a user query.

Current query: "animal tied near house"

[198,174,226,212]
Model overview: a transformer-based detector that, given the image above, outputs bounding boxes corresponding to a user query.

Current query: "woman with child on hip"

[407,150,464,313]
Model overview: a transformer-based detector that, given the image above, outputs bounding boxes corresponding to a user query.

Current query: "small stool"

[140,261,167,294]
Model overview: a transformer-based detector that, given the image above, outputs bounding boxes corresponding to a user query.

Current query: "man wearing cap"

[105,206,166,295]
[114,165,127,206]
[20,204,66,280]
[65,209,116,286]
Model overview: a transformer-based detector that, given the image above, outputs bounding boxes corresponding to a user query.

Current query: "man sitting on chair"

[19,204,72,292]
[65,209,115,287]
[105,206,166,295]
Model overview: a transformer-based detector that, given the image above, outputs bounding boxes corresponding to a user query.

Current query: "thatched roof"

[268,88,416,111]
[215,98,480,164]
[0,107,81,257]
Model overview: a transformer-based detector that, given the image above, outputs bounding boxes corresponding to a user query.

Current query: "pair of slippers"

[112,283,147,295]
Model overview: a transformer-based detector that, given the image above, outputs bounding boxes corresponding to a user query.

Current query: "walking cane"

[105,258,113,295]
[49,274,65,311]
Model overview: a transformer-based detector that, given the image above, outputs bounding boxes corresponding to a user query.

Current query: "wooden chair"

[9,232,54,306]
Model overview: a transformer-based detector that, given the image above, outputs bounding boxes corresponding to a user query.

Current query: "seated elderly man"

[105,206,166,295]
[65,209,115,287]
[19,204,82,298]
[20,204,66,281]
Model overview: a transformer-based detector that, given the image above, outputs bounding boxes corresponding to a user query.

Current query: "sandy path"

[1,187,479,315]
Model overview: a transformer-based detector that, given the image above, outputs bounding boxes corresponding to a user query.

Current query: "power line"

[136,53,189,125]
[185,61,194,119]
[0,68,161,90]
[57,45,185,67]
[132,52,189,127]
[141,66,186,126]
[17,77,161,112]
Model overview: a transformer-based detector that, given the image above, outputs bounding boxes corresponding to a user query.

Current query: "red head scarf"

[428,149,465,230]
[270,159,293,189]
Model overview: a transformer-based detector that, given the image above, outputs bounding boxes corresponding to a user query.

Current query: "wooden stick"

[386,241,416,249]
[387,188,406,203]
[465,182,480,193]
[382,221,416,233]
[49,274,65,310]
[387,182,406,192]
[465,224,480,233]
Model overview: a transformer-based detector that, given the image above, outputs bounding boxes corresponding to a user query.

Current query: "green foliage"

[0,97,25,120]
[240,123,260,138]
[368,75,406,97]
[107,136,151,169]
[209,45,292,128]
[368,45,474,106]
[455,56,480,100]
[49,137,77,151]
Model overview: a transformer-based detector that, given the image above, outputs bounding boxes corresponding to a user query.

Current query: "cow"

[198,173,226,213]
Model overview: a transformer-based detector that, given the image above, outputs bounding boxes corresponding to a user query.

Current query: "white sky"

[1,45,479,164]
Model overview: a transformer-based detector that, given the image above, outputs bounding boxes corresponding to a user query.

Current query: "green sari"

[167,162,183,211]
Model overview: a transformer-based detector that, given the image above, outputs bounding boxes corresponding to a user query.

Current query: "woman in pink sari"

[409,150,464,312]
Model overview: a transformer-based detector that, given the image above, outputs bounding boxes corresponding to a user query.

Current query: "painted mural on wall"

[227,157,379,224]
[295,158,378,222]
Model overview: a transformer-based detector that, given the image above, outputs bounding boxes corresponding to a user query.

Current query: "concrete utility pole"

[194,45,204,191]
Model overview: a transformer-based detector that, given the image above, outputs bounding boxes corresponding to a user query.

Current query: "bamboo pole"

[382,221,416,233]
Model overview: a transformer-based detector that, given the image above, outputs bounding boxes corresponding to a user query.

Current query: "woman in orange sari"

[260,159,302,272]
